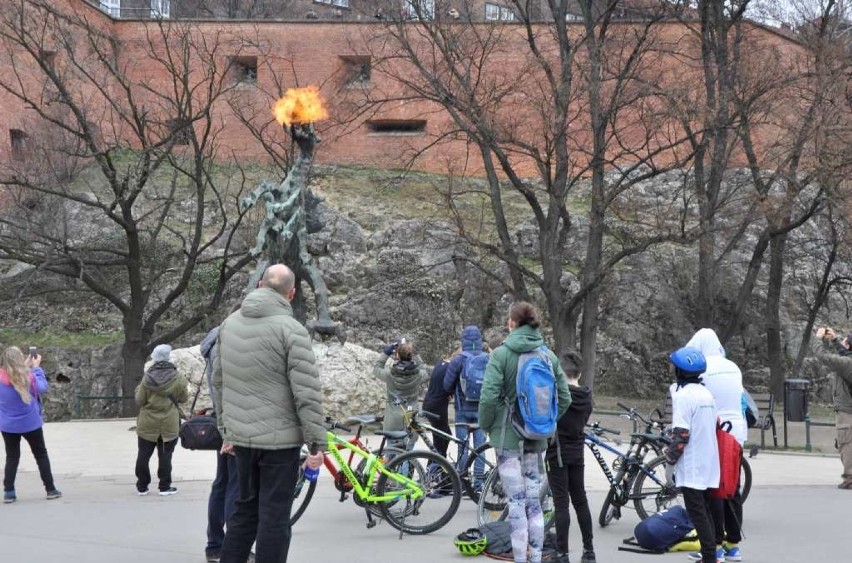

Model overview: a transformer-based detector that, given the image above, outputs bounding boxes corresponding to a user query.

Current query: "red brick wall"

[0,1,806,177]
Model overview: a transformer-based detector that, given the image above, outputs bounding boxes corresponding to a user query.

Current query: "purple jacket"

[0,367,49,433]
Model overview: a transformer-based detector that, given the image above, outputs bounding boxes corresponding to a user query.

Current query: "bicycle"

[475,456,556,528]
[290,415,462,535]
[584,421,675,526]
[398,404,497,504]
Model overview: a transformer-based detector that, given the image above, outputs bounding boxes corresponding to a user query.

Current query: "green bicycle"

[292,418,462,536]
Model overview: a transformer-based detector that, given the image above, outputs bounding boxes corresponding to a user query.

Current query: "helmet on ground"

[669,346,707,374]
[454,528,487,556]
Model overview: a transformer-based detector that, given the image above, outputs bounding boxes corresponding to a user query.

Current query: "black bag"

[179,409,223,451]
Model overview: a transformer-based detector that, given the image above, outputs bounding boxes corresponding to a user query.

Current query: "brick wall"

[0,0,806,177]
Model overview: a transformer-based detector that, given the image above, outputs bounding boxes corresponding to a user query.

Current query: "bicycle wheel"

[740,456,752,503]
[460,443,497,504]
[353,446,407,516]
[290,465,317,525]
[477,466,555,529]
[377,450,462,535]
[631,455,682,520]
[597,467,626,527]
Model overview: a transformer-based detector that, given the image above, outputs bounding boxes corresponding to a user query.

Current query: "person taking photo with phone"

[0,346,62,503]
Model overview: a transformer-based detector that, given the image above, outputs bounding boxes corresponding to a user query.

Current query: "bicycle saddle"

[345,414,378,426]
[375,430,409,440]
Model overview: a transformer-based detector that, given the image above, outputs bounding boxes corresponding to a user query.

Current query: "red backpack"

[712,419,742,499]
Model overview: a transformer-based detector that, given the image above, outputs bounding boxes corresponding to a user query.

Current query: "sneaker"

[723,545,742,561]
[204,551,221,562]
[137,489,149,496]
[46,489,62,500]
[555,552,571,563]
[158,487,178,496]
[3,490,16,504]
[581,550,596,563]
[687,548,725,562]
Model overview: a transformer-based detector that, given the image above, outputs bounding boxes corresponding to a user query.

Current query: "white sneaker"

[158,487,178,496]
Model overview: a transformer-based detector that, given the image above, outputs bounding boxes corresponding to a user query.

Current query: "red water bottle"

[303,443,320,482]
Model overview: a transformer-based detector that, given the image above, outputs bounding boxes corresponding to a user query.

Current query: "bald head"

[262,264,296,298]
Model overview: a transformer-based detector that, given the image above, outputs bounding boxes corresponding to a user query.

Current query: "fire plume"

[273,86,328,126]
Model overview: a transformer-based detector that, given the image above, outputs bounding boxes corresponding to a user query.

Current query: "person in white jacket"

[685,328,745,562]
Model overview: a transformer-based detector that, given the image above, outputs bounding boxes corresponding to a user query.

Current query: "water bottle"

[303,442,320,482]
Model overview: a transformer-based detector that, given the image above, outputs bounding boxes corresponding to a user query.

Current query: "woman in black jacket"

[545,350,596,563]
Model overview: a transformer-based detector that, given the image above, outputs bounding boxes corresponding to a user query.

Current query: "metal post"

[805,413,812,452]
[783,396,789,449]
[74,393,81,419]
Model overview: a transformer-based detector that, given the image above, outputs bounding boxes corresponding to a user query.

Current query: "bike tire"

[353,446,408,515]
[290,466,317,525]
[377,450,462,535]
[460,442,497,504]
[740,456,752,503]
[477,466,555,529]
[632,454,682,520]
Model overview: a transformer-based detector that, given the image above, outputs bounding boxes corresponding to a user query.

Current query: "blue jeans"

[206,451,240,554]
[454,410,486,487]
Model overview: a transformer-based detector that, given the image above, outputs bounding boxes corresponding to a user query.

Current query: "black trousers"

[221,446,300,563]
[546,459,593,553]
[2,428,55,492]
[682,487,717,563]
[711,483,743,544]
[135,436,178,492]
[422,401,450,457]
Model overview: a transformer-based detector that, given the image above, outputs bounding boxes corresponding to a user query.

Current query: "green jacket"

[213,287,326,449]
[810,338,852,414]
[478,325,571,452]
[373,353,429,432]
[135,362,188,443]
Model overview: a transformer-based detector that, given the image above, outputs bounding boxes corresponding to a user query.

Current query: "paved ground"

[0,420,848,562]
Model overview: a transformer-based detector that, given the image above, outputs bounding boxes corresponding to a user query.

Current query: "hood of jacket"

[685,328,726,358]
[460,325,483,354]
[503,324,544,354]
[200,326,220,359]
[567,384,591,412]
[240,287,292,319]
[144,362,178,390]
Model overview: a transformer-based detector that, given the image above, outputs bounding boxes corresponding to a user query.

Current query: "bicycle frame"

[323,431,424,504]
[585,432,667,492]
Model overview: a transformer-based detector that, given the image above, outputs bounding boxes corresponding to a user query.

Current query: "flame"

[273,86,328,126]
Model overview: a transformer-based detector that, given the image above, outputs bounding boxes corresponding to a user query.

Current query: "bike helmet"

[669,346,707,374]
[454,528,487,556]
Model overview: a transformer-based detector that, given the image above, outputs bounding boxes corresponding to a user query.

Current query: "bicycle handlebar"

[325,417,352,433]
[586,422,621,436]
[617,402,661,427]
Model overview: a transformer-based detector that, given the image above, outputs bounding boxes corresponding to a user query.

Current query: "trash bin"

[785,378,811,422]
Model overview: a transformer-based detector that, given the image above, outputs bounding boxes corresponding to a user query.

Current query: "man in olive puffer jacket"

[213,264,325,563]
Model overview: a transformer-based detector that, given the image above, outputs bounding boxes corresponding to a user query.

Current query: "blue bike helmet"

[669,346,707,374]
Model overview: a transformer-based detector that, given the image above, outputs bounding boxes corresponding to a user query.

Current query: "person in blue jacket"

[443,325,488,488]
[0,346,61,503]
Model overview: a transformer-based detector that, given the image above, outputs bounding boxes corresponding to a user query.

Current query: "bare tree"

[0,1,253,413]
[360,1,699,389]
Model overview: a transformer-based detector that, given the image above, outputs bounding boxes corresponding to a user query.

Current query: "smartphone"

[28,346,37,358]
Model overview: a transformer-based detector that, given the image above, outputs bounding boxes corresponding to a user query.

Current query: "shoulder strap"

[188,376,204,415]
[168,394,187,421]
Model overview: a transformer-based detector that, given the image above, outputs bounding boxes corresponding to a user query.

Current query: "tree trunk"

[121,338,148,417]
[765,233,788,399]
[793,242,839,373]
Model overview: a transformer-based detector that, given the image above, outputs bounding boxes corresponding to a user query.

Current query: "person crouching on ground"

[546,350,594,563]
[0,346,61,503]
[134,344,188,496]
[374,338,429,446]
[664,347,720,563]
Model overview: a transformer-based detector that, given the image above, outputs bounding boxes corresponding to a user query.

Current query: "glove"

[383,341,399,356]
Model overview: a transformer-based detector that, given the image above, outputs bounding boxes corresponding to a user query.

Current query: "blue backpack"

[460,352,489,402]
[510,346,558,441]
[626,506,695,553]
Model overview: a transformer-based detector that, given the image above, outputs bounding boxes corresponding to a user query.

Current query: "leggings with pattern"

[497,451,544,563]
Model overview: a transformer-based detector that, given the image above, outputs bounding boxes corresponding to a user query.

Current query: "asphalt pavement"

[0,420,847,562]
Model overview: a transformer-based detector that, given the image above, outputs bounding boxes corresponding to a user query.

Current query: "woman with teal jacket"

[479,302,571,563]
